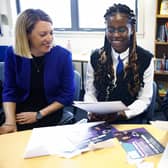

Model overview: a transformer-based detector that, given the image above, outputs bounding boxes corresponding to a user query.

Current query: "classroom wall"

[0,0,14,45]
[0,0,156,54]
[54,0,156,55]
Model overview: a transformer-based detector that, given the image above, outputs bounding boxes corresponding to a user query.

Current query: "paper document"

[73,101,128,114]
[158,143,168,168]
[24,122,116,158]
[150,120,168,131]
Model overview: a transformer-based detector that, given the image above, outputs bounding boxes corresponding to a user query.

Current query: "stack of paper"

[158,143,168,168]
[24,122,116,158]
[73,101,128,114]
[150,120,168,131]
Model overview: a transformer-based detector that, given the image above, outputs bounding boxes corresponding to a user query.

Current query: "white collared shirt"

[84,48,154,119]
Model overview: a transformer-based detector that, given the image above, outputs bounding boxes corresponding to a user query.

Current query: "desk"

[72,54,89,99]
[0,125,167,168]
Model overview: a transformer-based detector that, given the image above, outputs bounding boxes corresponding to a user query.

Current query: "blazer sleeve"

[2,47,18,102]
[45,47,75,106]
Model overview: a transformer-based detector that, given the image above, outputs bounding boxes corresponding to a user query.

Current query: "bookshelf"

[155,0,168,97]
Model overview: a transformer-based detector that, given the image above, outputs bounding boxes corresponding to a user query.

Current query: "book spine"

[165,22,168,42]
[157,24,166,42]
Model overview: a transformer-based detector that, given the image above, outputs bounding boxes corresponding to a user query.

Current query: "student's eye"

[106,27,115,33]
[118,27,127,33]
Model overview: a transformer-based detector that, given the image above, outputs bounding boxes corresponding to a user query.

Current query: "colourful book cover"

[114,127,165,159]
[71,122,118,151]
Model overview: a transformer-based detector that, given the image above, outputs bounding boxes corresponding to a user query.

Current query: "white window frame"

[13,0,144,36]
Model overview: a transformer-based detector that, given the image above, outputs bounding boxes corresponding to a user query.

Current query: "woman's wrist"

[3,123,16,127]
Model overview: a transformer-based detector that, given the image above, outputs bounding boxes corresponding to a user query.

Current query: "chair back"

[0,46,8,62]
[0,62,4,82]
[58,70,81,125]
[143,81,157,123]
[74,70,81,101]
[0,62,4,124]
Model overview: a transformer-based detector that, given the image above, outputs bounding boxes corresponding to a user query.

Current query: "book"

[157,24,166,42]
[165,22,168,41]
[154,58,164,71]
[114,127,165,159]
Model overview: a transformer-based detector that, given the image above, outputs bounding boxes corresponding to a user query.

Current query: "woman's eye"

[39,33,46,37]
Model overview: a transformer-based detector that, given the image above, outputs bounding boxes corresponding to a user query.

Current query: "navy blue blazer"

[2,45,74,106]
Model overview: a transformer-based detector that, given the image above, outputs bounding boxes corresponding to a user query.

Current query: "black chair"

[160,88,168,120]
[143,81,157,123]
[0,46,8,62]
[58,70,81,124]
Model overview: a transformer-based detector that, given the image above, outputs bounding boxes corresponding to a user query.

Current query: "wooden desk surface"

[0,125,167,168]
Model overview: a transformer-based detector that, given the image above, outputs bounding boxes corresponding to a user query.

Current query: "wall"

[54,0,156,55]
[137,0,156,54]
[0,0,14,45]
[0,0,156,54]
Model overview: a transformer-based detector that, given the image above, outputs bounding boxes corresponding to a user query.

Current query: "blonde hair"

[14,9,52,58]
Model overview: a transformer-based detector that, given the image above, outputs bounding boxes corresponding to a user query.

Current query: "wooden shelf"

[155,70,168,75]
[155,0,168,98]
[155,41,168,45]
[157,14,168,18]
[159,93,166,97]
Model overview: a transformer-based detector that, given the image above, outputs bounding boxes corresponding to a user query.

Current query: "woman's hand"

[16,112,37,125]
[0,124,17,134]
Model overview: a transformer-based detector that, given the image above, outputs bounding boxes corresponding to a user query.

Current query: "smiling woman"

[0,9,74,134]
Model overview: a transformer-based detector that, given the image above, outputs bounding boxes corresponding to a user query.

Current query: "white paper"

[150,121,168,131]
[158,143,168,168]
[73,101,128,114]
[24,122,106,159]
[24,125,76,158]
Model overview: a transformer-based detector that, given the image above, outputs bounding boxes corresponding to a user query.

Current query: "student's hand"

[16,112,37,125]
[0,124,17,134]
[88,113,118,122]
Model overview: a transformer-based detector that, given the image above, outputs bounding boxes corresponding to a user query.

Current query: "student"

[84,4,154,123]
[0,9,74,134]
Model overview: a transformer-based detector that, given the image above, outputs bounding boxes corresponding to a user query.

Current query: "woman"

[0,9,74,134]
[84,4,154,123]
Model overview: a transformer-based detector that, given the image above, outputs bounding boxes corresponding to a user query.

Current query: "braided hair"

[93,3,140,100]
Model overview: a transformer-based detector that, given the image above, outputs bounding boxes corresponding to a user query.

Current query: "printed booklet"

[60,122,118,158]
[24,123,165,159]
[114,127,165,159]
